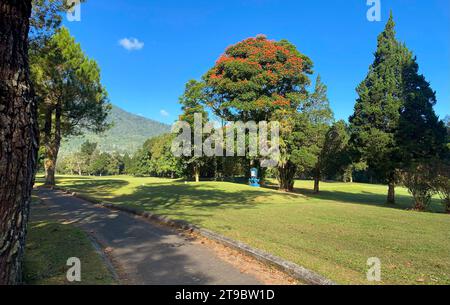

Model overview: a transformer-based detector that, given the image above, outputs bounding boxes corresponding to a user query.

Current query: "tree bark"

[0,0,37,285]
[278,161,295,192]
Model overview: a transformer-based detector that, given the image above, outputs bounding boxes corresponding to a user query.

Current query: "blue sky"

[64,0,450,124]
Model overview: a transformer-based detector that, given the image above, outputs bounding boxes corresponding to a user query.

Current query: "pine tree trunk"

[44,154,56,186]
[0,0,37,285]
[43,103,61,186]
[387,180,396,204]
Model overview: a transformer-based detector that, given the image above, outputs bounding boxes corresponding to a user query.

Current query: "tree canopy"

[204,35,313,122]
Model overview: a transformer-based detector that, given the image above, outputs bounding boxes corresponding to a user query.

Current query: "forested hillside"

[59,105,171,156]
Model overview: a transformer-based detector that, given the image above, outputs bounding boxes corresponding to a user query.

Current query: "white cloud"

[160,109,169,117]
[119,38,144,51]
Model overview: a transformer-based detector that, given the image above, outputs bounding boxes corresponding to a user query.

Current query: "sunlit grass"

[37,175,450,285]
[24,220,115,285]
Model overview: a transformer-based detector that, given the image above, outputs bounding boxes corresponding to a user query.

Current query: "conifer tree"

[349,13,406,204]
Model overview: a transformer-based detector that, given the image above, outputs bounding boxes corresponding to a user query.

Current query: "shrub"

[401,164,435,211]
[433,163,450,213]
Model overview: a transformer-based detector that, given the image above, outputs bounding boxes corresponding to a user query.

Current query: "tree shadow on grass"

[292,186,444,213]
[262,179,444,213]
[53,177,130,198]
[110,182,301,225]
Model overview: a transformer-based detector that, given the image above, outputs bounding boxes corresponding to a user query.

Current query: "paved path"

[33,188,261,285]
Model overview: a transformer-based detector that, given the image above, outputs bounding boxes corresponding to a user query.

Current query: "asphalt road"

[33,188,261,285]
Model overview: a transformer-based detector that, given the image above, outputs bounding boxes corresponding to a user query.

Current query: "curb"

[53,187,336,285]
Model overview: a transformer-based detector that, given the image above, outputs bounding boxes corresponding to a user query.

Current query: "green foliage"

[89,152,111,176]
[433,161,450,213]
[178,80,210,181]
[306,76,334,190]
[30,0,76,43]
[396,56,447,165]
[57,140,127,176]
[38,27,111,136]
[107,152,125,175]
[129,134,183,178]
[401,162,436,211]
[273,76,333,191]
[321,120,352,178]
[80,141,97,158]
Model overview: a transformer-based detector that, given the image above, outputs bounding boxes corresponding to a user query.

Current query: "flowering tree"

[204,35,312,122]
[203,35,315,190]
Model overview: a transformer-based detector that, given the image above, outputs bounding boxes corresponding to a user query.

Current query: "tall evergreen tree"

[349,13,406,204]
[396,52,448,210]
[306,75,334,193]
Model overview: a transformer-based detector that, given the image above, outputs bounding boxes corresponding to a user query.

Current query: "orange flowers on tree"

[204,35,313,122]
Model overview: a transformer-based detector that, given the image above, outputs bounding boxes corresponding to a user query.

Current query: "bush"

[433,163,450,213]
[401,164,435,211]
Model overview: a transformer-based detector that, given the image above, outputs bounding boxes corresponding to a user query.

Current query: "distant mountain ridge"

[59,105,171,157]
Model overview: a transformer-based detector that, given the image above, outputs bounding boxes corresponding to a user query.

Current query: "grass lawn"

[38,175,450,285]
[24,207,116,284]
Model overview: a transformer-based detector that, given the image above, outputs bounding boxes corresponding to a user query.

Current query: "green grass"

[39,175,450,285]
[24,220,116,285]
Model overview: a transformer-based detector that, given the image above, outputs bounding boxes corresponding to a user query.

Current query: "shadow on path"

[32,188,261,285]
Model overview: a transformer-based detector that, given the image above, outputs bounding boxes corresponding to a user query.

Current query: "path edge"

[53,187,336,286]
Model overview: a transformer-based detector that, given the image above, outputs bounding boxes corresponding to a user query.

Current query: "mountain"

[59,105,171,157]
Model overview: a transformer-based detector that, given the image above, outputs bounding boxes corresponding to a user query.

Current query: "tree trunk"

[314,176,320,194]
[0,0,37,285]
[194,166,200,183]
[43,103,61,186]
[387,180,396,204]
[313,167,320,193]
[278,161,295,192]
